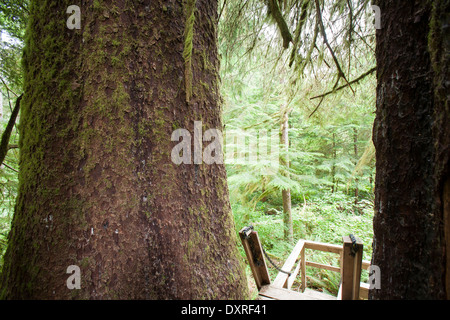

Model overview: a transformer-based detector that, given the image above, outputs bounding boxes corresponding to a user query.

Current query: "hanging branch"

[310,66,376,100]
[289,0,311,67]
[218,0,227,21]
[314,0,354,94]
[346,0,354,75]
[221,0,251,67]
[308,95,326,118]
[267,0,293,49]
[2,162,19,173]
[0,76,19,98]
[294,16,319,77]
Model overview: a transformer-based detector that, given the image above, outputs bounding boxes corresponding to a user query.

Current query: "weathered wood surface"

[259,285,336,300]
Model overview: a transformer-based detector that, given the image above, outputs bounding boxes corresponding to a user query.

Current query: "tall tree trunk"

[353,127,359,208]
[331,131,336,193]
[280,111,293,242]
[0,0,248,300]
[371,0,449,299]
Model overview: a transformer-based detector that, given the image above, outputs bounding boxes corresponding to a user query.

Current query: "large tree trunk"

[371,0,449,299]
[0,0,248,300]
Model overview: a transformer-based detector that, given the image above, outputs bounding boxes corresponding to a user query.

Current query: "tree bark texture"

[371,0,449,299]
[0,0,248,300]
[429,0,450,299]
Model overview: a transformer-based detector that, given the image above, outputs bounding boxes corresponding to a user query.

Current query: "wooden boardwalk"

[239,226,370,300]
[258,285,336,300]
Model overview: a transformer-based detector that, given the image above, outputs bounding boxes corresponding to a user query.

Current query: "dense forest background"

[0,0,377,297]
[219,0,377,296]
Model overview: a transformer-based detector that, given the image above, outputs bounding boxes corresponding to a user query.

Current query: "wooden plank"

[353,241,364,299]
[300,247,306,292]
[304,240,343,254]
[257,295,275,300]
[341,236,352,300]
[306,261,341,273]
[273,240,305,288]
[258,285,310,300]
[341,238,353,300]
[362,260,371,270]
[259,285,311,300]
[304,288,336,300]
[259,285,336,300]
[341,235,363,300]
[287,258,301,289]
[239,228,271,290]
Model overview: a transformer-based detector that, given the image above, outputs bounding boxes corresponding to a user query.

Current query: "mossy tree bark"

[0,0,248,299]
[371,0,449,299]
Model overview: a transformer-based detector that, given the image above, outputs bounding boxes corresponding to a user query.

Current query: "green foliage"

[220,29,376,210]
[0,0,28,40]
[0,102,19,271]
[219,0,376,296]
[0,38,22,90]
[0,0,26,272]
[0,0,27,88]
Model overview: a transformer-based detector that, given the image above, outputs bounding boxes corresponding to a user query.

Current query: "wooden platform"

[258,285,336,300]
[239,227,368,300]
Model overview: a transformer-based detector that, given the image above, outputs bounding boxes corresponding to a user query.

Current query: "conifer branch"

[314,0,354,94]
[310,66,376,101]
[267,0,293,49]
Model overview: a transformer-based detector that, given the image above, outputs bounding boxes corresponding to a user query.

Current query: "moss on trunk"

[0,0,248,300]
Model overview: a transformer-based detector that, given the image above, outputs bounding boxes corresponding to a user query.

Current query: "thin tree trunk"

[331,132,336,193]
[280,111,293,242]
[371,0,448,299]
[353,127,359,209]
[0,0,248,300]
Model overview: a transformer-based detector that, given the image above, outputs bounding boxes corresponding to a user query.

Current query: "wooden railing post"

[341,235,363,300]
[300,247,306,292]
[239,226,271,290]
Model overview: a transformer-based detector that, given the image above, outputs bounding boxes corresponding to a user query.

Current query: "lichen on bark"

[183,0,197,103]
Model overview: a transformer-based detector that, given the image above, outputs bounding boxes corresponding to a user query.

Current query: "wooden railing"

[239,226,371,300]
[272,239,343,291]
